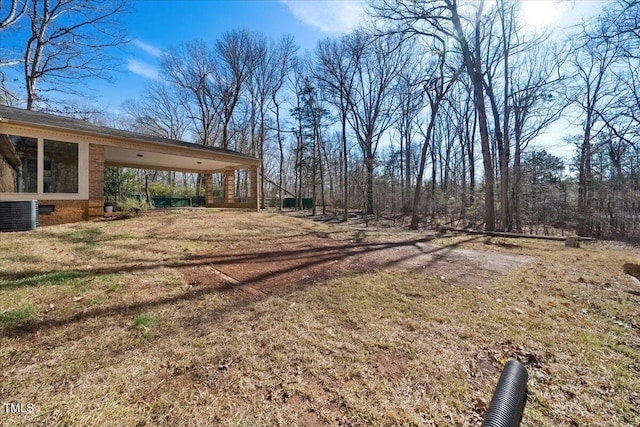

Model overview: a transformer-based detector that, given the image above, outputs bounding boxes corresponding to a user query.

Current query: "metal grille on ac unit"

[0,200,38,232]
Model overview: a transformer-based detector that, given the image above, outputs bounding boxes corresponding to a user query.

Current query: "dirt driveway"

[181,235,533,301]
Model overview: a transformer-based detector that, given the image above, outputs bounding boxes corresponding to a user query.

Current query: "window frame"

[0,134,39,194]
[43,138,80,194]
[0,128,88,200]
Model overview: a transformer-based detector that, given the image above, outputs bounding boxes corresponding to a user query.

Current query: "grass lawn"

[1,209,639,426]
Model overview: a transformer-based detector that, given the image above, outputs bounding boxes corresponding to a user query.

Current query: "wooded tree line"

[1,0,639,239]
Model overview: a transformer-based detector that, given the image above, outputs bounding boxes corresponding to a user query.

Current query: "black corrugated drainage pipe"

[482,359,528,427]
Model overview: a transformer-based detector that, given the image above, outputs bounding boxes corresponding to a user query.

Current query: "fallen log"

[439,226,594,242]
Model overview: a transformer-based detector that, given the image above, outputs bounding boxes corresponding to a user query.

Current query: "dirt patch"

[623,262,640,280]
[180,236,533,301]
[371,349,409,381]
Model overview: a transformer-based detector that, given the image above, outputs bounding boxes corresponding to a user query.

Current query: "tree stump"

[565,235,580,248]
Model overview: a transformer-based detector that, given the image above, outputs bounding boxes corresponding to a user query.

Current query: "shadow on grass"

[37,227,138,252]
[0,270,90,290]
[0,234,487,338]
[483,237,523,249]
[39,227,103,244]
[0,306,36,326]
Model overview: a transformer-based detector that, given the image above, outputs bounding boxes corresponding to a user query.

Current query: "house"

[0,105,260,225]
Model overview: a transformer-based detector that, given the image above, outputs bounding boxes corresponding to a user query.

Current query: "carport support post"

[204,173,214,207]
[224,168,235,206]
[250,165,259,211]
[88,144,105,218]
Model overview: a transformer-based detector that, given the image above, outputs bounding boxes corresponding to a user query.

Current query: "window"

[0,134,38,193]
[44,139,78,193]
[0,135,80,195]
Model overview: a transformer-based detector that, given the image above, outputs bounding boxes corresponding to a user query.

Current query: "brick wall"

[87,144,104,218]
[38,200,87,226]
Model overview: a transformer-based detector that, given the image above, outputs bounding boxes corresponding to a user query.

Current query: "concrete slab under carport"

[101,137,260,211]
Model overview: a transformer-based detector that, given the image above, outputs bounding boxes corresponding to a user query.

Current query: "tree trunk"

[258,108,265,209]
[342,113,349,222]
[404,126,412,214]
[460,134,467,219]
[578,113,593,236]
[512,107,523,232]
[468,107,477,206]
[297,133,303,211]
[274,100,284,210]
[410,108,438,230]
[450,0,496,231]
[365,154,375,215]
[144,171,151,206]
[500,0,512,231]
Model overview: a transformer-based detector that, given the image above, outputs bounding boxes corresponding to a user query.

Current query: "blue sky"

[90,0,367,110]
[3,0,604,113]
[93,0,603,111]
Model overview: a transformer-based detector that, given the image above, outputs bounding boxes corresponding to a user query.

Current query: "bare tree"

[315,34,360,221]
[122,81,189,140]
[0,0,26,29]
[509,42,567,231]
[606,0,640,55]
[162,40,220,147]
[0,0,26,101]
[214,28,255,149]
[290,58,307,210]
[479,0,525,230]
[346,30,406,216]
[580,0,640,238]
[569,16,623,235]
[0,0,27,101]
[444,76,477,218]
[246,32,270,207]
[11,0,129,110]
[409,45,460,230]
[269,35,297,210]
[371,0,497,230]
[610,56,640,137]
[161,39,223,197]
[392,40,426,215]
[477,0,564,230]
[596,0,640,142]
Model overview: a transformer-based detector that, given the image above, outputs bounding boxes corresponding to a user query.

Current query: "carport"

[0,105,260,225]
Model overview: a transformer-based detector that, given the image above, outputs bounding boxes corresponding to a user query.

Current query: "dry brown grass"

[0,209,639,426]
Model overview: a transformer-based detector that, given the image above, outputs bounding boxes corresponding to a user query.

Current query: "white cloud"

[126,59,159,79]
[281,0,365,33]
[132,39,163,57]
[521,0,560,29]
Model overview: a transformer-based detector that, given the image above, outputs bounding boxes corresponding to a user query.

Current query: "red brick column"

[87,144,105,218]
[204,173,214,207]
[250,165,259,211]
[224,168,235,205]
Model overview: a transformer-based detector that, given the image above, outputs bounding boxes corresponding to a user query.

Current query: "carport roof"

[0,105,259,172]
